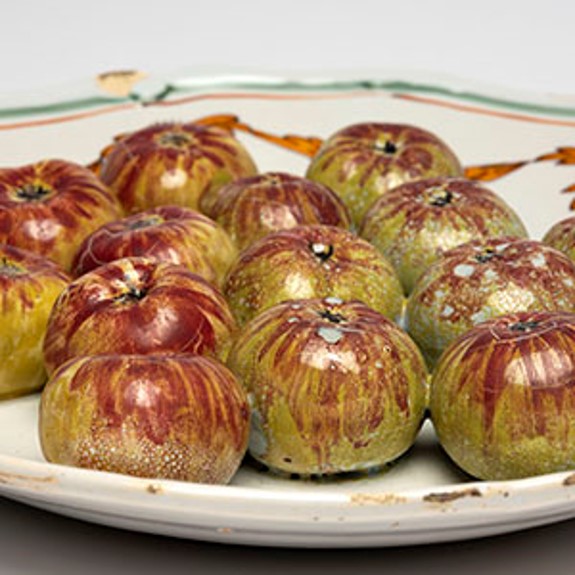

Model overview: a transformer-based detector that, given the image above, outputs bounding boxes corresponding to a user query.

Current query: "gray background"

[2,0,575,572]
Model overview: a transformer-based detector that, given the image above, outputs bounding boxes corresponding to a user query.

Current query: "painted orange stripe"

[0,91,379,132]
[394,93,575,128]
[1,89,574,132]
[0,102,137,131]
[145,90,379,107]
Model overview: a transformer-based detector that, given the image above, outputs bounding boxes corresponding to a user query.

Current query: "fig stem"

[15,183,51,201]
[318,310,346,324]
[475,248,498,264]
[374,140,398,154]
[509,321,540,332]
[429,190,453,207]
[116,284,147,302]
[310,242,334,262]
[158,132,191,148]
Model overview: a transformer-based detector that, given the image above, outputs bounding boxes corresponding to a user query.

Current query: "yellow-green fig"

[224,224,404,326]
[306,122,462,227]
[360,177,528,295]
[94,122,258,214]
[40,354,250,483]
[405,237,575,369]
[227,297,428,476]
[0,244,70,398]
[430,311,575,480]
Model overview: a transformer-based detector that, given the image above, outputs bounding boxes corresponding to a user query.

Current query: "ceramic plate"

[1,70,575,548]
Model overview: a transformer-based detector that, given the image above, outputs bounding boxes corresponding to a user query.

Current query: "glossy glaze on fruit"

[206,172,351,250]
[306,122,463,226]
[406,237,575,368]
[43,257,237,374]
[0,159,123,271]
[360,177,528,294]
[227,298,427,475]
[95,122,257,214]
[0,244,70,398]
[40,354,249,483]
[430,311,575,480]
[72,205,237,286]
[224,224,404,326]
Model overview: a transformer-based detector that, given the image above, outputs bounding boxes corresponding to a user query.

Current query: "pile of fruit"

[2,119,575,485]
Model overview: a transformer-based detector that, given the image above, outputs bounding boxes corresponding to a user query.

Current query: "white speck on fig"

[324,296,344,305]
[317,326,344,344]
[453,264,476,278]
[484,269,499,280]
[471,310,490,324]
[441,305,454,317]
[531,254,546,268]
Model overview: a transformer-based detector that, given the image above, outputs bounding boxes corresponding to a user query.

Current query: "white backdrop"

[2,0,575,96]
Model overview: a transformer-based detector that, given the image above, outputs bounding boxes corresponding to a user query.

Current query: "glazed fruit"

[40,354,250,483]
[227,298,428,475]
[360,177,528,295]
[223,224,405,326]
[430,311,575,480]
[0,244,70,398]
[306,122,463,226]
[543,216,575,262]
[43,257,237,374]
[405,237,575,368]
[94,122,257,214]
[0,159,123,271]
[72,205,237,286]
[205,172,351,251]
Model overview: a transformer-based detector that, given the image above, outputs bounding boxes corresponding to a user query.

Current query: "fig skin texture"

[94,122,257,215]
[205,171,351,252]
[223,224,405,327]
[306,122,463,227]
[0,244,70,398]
[72,205,237,287]
[226,297,428,476]
[360,177,528,295]
[43,257,237,375]
[0,159,123,272]
[405,237,575,369]
[40,354,250,483]
[543,215,575,263]
[430,311,575,480]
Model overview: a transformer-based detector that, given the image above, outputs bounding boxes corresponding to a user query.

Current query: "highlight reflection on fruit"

[0,244,70,398]
[40,354,250,483]
[223,224,405,326]
[360,177,528,295]
[72,205,237,286]
[430,311,575,480]
[94,122,258,214]
[43,257,237,375]
[306,122,463,226]
[0,159,123,271]
[405,237,575,368]
[206,172,351,251]
[227,298,428,475]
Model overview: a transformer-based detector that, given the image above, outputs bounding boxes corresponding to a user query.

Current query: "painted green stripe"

[162,79,575,118]
[0,95,133,120]
[0,78,574,121]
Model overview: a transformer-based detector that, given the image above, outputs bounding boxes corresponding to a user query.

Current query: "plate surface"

[1,71,575,547]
